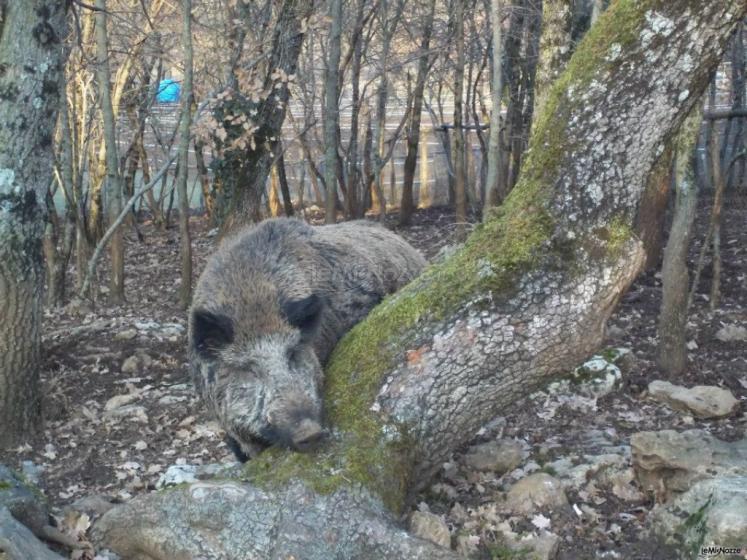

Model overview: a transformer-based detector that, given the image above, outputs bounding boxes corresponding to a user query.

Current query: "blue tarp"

[156,79,181,103]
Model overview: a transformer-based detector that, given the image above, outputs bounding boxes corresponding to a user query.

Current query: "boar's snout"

[291,418,325,451]
[265,393,325,452]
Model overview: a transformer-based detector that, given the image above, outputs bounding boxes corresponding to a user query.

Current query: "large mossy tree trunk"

[93,1,745,558]
[0,1,67,448]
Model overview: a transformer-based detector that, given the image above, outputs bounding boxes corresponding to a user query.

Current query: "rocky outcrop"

[631,430,747,557]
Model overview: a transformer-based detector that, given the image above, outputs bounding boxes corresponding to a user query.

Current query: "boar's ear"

[192,309,234,358]
[282,294,323,336]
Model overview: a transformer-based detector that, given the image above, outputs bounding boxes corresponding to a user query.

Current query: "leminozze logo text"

[700,546,746,557]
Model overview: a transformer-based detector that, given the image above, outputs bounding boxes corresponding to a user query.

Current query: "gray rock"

[554,453,628,491]
[19,461,43,486]
[605,468,645,503]
[715,324,747,342]
[462,439,524,474]
[0,507,64,560]
[571,355,623,399]
[158,395,188,405]
[114,329,138,341]
[531,353,625,420]
[505,473,568,514]
[490,521,559,560]
[606,324,625,340]
[647,381,739,419]
[104,404,148,423]
[631,430,747,500]
[121,352,152,374]
[0,465,49,535]
[156,465,198,488]
[633,430,747,556]
[409,511,450,549]
[69,494,116,519]
[156,463,243,489]
[651,476,747,555]
[520,532,560,560]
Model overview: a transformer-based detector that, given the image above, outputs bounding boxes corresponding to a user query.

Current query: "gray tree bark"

[214,0,312,234]
[176,0,194,310]
[94,0,125,304]
[0,0,68,447]
[534,0,573,116]
[324,0,342,224]
[399,0,437,226]
[657,110,700,375]
[92,1,746,558]
[484,0,506,210]
[453,0,467,236]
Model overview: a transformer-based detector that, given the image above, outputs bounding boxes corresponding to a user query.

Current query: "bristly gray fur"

[188,218,426,459]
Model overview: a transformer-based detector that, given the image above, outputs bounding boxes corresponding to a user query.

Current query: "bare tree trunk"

[94,0,125,304]
[453,0,468,237]
[345,0,366,219]
[372,81,389,220]
[42,191,66,307]
[176,0,194,310]
[636,147,674,270]
[534,0,573,115]
[400,0,437,226]
[268,165,282,217]
[194,139,213,220]
[510,1,541,192]
[92,2,745,557]
[324,0,342,224]
[657,111,700,375]
[498,0,525,194]
[275,147,295,217]
[0,0,67,448]
[484,0,505,210]
[709,124,725,312]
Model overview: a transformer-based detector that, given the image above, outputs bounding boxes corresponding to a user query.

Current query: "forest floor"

[0,197,745,559]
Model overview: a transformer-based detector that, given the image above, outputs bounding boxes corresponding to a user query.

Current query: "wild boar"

[188,218,426,460]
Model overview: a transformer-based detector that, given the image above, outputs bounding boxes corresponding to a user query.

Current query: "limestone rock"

[491,521,559,560]
[519,532,560,560]
[0,465,49,536]
[631,429,747,501]
[0,507,64,560]
[69,494,116,519]
[121,352,152,374]
[651,476,747,555]
[506,473,568,514]
[409,511,451,549]
[715,324,747,342]
[156,463,243,490]
[103,393,141,413]
[633,431,747,555]
[571,355,623,399]
[103,405,148,423]
[605,324,625,340]
[462,439,524,474]
[114,328,137,341]
[647,380,739,419]
[605,468,645,503]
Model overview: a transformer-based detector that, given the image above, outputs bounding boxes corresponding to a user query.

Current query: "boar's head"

[190,291,327,457]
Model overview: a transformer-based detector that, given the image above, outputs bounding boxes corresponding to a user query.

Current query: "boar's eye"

[282,294,323,336]
[192,309,235,358]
